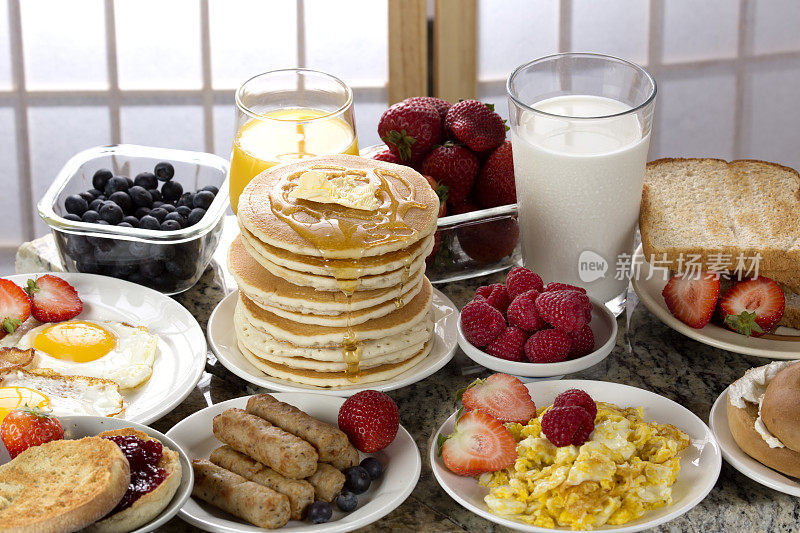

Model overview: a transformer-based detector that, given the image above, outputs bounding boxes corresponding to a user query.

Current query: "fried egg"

[0,369,124,423]
[1,319,158,390]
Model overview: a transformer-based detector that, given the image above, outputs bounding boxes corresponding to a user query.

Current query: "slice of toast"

[0,436,130,533]
[85,428,182,533]
[640,158,800,292]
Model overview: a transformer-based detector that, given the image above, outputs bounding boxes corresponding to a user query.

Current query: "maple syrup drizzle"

[269,165,429,380]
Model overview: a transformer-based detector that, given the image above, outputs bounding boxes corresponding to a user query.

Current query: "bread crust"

[0,437,130,533]
[726,396,800,478]
[85,428,182,533]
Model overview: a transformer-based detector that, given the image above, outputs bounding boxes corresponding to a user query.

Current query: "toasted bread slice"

[640,158,800,292]
[0,437,130,533]
[85,428,182,533]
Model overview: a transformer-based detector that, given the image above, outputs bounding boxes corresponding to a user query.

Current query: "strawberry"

[661,272,720,329]
[0,279,31,337]
[404,96,451,122]
[460,300,506,347]
[1,406,64,458]
[541,405,594,447]
[445,100,506,153]
[421,142,479,206]
[379,101,442,162]
[338,390,399,452]
[535,290,590,333]
[484,327,528,362]
[372,149,403,165]
[506,267,544,299]
[458,373,536,423]
[475,140,516,208]
[524,329,572,363]
[422,174,449,217]
[718,277,785,337]
[24,275,82,323]
[438,410,517,476]
[451,201,519,264]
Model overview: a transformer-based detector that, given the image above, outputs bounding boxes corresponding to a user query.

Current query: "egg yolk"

[0,387,50,424]
[33,321,116,362]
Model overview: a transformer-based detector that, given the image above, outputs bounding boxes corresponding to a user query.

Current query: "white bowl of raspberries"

[457,267,617,378]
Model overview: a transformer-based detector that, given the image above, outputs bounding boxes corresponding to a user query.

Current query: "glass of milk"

[506,53,656,316]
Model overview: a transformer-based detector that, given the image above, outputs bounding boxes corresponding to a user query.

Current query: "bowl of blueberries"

[38,144,229,295]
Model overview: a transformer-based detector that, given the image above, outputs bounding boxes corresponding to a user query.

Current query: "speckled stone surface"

[14,227,800,533]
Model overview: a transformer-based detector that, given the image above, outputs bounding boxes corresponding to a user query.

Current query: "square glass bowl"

[38,144,229,295]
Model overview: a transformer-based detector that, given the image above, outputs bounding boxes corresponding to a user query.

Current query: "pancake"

[239,227,431,291]
[238,339,434,387]
[238,278,433,347]
[237,155,439,259]
[229,235,425,315]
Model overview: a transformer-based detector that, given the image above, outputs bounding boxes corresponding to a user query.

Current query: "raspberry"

[524,329,571,363]
[541,405,594,447]
[553,389,597,420]
[506,267,544,299]
[484,327,527,361]
[461,301,506,347]
[474,284,511,314]
[507,289,547,332]
[568,324,595,359]
[545,282,586,294]
[535,290,590,333]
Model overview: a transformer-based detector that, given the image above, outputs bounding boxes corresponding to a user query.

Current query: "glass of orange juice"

[229,68,359,213]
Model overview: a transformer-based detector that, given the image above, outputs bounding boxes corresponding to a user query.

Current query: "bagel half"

[761,362,800,452]
[86,428,182,533]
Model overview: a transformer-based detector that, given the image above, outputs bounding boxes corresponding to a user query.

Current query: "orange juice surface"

[229,107,359,213]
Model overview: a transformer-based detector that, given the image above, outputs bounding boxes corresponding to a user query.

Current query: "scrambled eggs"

[477,402,690,530]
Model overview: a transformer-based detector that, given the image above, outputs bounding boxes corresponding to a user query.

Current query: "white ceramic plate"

[2,272,206,424]
[207,288,458,397]
[709,386,800,496]
[0,415,194,533]
[631,245,800,358]
[457,296,617,377]
[167,393,421,533]
[430,379,721,532]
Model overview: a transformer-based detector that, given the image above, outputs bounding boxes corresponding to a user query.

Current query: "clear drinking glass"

[506,53,656,315]
[229,68,359,213]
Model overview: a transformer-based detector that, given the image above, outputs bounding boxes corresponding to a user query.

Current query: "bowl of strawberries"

[363,96,522,284]
[456,267,617,378]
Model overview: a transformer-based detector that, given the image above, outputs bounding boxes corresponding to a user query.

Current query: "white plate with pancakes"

[710,386,800,496]
[207,287,458,396]
[168,393,421,532]
[631,245,800,358]
[430,379,722,533]
[0,272,206,424]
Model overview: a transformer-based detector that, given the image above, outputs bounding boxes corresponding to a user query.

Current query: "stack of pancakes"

[229,154,439,387]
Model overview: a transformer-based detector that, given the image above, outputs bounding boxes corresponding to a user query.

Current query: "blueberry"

[343,466,371,494]
[117,222,133,228]
[99,202,124,225]
[92,169,113,190]
[88,188,103,198]
[88,199,104,212]
[134,206,151,219]
[65,235,92,256]
[152,201,164,209]
[149,189,162,202]
[76,260,102,274]
[128,240,153,257]
[79,191,95,203]
[129,186,153,208]
[95,194,106,201]
[105,176,129,196]
[65,194,89,216]
[193,190,215,210]
[161,180,182,202]
[126,270,147,285]
[63,213,81,222]
[122,216,140,228]
[149,207,168,222]
[109,191,133,214]
[201,185,219,195]
[134,172,158,190]
[161,203,176,213]
[154,161,175,182]
[165,212,185,228]
[124,176,134,188]
[335,490,358,512]
[165,254,194,279]
[360,457,383,480]
[139,260,164,277]
[82,210,101,223]
[177,192,194,208]
[94,245,118,264]
[96,219,110,225]
[161,219,181,231]
[155,244,176,262]
[307,501,332,524]
[176,205,191,218]
[139,215,161,230]
[187,208,206,226]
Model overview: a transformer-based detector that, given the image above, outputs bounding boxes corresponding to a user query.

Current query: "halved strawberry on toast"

[719,277,785,337]
[662,271,720,328]
[438,410,517,476]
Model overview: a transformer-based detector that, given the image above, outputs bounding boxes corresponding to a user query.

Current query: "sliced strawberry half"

[438,410,517,476]
[458,373,536,423]
[661,271,720,328]
[719,277,785,337]
[0,279,31,337]
[24,275,82,323]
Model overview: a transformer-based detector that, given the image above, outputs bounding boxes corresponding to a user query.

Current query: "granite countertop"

[15,219,798,532]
